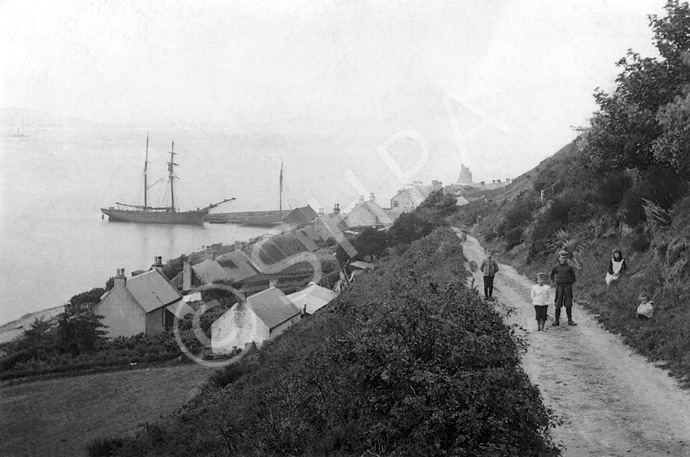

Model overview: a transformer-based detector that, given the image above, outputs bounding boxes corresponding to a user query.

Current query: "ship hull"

[101,207,208,225]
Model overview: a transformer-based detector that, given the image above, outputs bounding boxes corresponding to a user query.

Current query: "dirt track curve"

[455,229,690,456]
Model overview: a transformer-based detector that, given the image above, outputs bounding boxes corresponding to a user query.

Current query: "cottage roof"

[294,229,319,252]
[165,301,195,319]
[300,225,323,242]
[393,186,429,206]
[192,259,233,284]
[286,282,337,314]
[126,270,182,313]
[456,196,470,206]
[345,200,392,228]
[282,205,318,224]
[246,287,300,330]
[249,233,309,272]
[216,250,258,281]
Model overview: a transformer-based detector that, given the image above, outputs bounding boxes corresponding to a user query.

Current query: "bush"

[505,226,524,251]
[108,228,559,456]
[208,364,250,389]
[620,167,686,228]
[87,437,124,457]
[593,171,632,207]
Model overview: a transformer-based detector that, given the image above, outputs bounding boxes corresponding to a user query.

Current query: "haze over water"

[0,126,293,325]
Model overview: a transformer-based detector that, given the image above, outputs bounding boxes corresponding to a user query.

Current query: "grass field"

[0,362,214,457]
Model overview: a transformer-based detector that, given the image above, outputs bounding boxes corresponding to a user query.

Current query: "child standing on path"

[550,250,577,326]
[531,272,551,331]
[480,250,499,300]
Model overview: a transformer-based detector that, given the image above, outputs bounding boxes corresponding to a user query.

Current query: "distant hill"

[0,106,95,129]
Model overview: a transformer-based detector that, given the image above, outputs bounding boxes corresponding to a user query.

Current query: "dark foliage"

[417,189,459,217]
[353,227,388,260]
[68,287,106,308]
[591,170,633,207]
[580,1,690,172]
[103,228,558,457]
[387,210,437,247]
[619,167,685,228]
[87,437,124,457]
[56,304,107,356]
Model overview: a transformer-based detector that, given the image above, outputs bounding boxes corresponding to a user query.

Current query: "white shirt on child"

[637,301,654,318]
[531,284,551,306]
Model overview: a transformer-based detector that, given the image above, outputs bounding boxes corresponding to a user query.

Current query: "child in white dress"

[636,292,654,320]
[530,272,551,331]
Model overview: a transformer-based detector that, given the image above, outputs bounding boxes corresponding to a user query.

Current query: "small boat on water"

[101,136,234,225]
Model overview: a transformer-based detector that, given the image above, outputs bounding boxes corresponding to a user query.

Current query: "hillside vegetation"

[92,221,559,455]
[453,1,690,386]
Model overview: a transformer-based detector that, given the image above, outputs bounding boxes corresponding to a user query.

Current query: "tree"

[336,242,361,267]
[417,189,458,217]
[653,90,690,171]
[580,1,690,172]
[387,211,436,247]
[56,304,106,355]
[353,227,388,260]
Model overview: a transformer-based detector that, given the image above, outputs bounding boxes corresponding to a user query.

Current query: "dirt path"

[456,229,690,456]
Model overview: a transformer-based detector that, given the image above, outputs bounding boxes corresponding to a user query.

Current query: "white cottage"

[286,282,338,315]
[211,287,301,354]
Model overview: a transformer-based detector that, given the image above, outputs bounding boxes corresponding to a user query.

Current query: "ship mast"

[279,161,283,217]
[144,134,149,209]
[168,141,178,213]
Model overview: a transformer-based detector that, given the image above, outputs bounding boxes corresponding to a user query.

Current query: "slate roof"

[249,233,309,272]
[192,259,233,284]
[125,270,182,313]
[216,250,259,281]
[294,229,319,252]
[345,200,392,228]
[246,287,300,330]
[282,205,318,224]
[286,282,337,314]
[300,225,323,242]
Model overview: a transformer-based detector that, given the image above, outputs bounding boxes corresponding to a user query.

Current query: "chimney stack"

[152,256,164,273]
[333,203,340,214]
[183,258,192,291]
[115,268,126,288]
[369,193,375,202]
[269,278,278,288]
[358,195,365,204]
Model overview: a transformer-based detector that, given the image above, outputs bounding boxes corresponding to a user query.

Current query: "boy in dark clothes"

[550,250,577,326]
[480,250,499,300]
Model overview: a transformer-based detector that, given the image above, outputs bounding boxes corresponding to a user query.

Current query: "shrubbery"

[97,228,559,457]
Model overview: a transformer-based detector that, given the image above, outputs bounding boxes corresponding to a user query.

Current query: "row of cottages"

[390,181,470,215]
[211,282,338,354]
[168,225,324,292]
[95,257,194,338]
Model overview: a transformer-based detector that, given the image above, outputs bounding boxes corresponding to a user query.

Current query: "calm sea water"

[0,128,290,325]
[0,124,462,325]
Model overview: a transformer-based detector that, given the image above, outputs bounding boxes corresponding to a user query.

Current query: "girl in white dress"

[605,248,627,286]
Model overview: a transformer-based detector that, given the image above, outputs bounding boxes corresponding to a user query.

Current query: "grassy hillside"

[454,138,690,387]
[92,226,559,457]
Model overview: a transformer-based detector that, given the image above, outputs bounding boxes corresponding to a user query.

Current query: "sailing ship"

[101,136,234,225]
[6,121,29,140]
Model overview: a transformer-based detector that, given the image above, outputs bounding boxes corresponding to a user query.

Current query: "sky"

[0,0,667,196]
